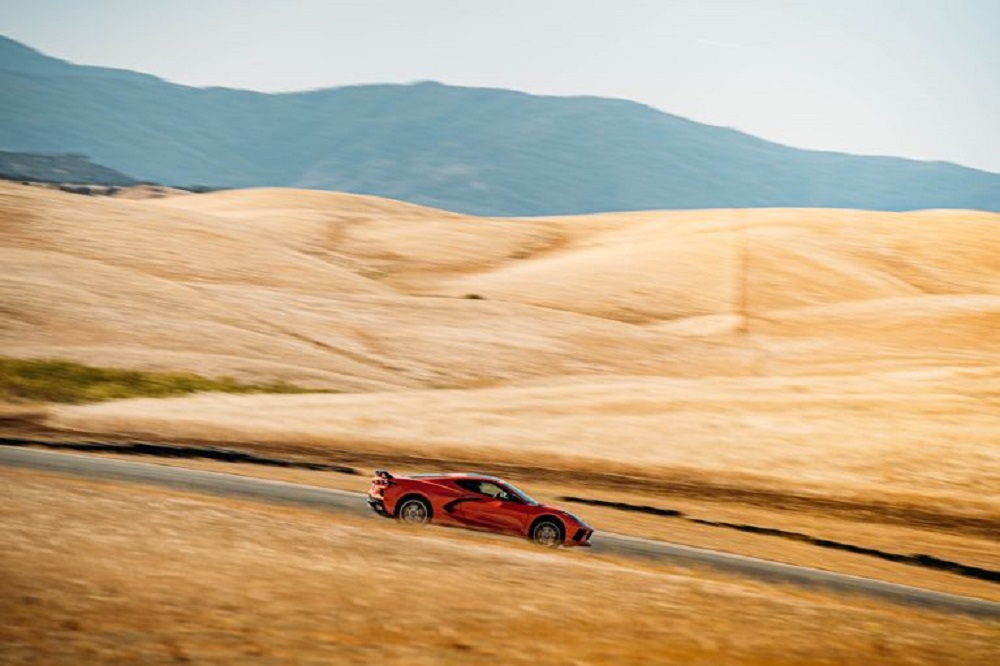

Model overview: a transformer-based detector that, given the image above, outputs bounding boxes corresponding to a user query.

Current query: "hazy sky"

[2,0,998,172]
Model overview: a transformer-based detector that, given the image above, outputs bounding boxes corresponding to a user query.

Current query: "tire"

[530,519,564,548]
[396,497,432,525]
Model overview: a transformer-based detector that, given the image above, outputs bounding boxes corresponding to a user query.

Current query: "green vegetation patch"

[0,357,324,404]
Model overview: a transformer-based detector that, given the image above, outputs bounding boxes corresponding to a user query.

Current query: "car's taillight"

[370,478,394,494]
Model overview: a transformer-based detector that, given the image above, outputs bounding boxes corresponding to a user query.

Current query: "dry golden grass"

[2,181,998,589]
[2,468,997,665]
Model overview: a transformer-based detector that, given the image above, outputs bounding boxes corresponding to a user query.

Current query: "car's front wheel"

[396,497,432,525]
[531,519,564,548]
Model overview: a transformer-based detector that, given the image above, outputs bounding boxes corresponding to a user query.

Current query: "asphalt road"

[2,446,998,619]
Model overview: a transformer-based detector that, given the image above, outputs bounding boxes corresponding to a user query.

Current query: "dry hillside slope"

[4,182,997,385]
[2,182,998,512]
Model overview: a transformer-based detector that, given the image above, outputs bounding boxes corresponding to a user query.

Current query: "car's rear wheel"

[396,497,431,525]
[531,519,563,547]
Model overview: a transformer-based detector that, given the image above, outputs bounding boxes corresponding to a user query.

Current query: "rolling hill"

[1,35,998,215]
[2,181,998,515]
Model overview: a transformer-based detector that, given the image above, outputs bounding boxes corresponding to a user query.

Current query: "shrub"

[0,358,326,404]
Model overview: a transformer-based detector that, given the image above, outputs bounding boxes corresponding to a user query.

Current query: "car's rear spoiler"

[375,469,394,480]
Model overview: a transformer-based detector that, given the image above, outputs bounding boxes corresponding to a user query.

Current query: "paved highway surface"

[2,446,997,619]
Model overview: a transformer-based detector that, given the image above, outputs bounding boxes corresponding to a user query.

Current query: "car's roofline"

[407,472,505,483]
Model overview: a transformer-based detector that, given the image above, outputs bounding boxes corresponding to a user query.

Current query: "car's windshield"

[500,481,538,506]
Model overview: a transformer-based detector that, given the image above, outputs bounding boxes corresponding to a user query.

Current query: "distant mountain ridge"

[0,35,162,84]
[1,35,997,215]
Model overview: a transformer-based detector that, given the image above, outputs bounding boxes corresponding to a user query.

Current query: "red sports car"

[367,469,593,547]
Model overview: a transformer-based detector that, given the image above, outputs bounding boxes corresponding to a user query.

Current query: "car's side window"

[455,479,520,502]
[478,482,501,499]
[479,482,516,502]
